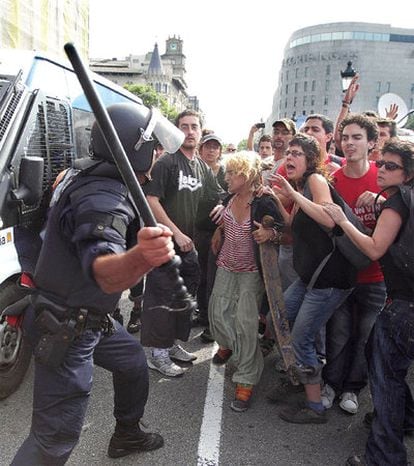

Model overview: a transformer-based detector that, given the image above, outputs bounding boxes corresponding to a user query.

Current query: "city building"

[269,22,414,127]
[90,36,200,113]
[0,0,89,59]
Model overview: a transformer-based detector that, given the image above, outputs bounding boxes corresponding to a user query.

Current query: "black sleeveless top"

[292,208,357,289]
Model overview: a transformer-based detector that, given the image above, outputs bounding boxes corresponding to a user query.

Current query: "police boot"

[108,421,164,458]
[127,295,143,334]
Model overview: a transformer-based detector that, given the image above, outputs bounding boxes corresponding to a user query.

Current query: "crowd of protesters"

[128,73,413,464]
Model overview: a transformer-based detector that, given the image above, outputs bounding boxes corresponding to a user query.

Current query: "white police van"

[0,50,143,399]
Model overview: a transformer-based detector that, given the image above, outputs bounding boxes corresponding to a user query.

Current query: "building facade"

[90,36,199,113]
[0,0,89,59]
[269,22,414,127]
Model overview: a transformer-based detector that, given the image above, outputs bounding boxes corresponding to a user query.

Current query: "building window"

[304,67,309,78]
[303,95,307,106]
[304,81,308,92]
[325,80,330,91]
[163,84,168,93]
[294,82,298,93]
[386,82,391,92]
[411,83,414,93]
[285,98,288,108]
[293,96,297,107]
[324,96,329,106]
[286,70,289,80]
[326,64,331,76]
[311,80,316,91]
[376,81,381,93]
[311,95,315,106]
[295,68,299,78]
[302,110,306,116]
[286,84,289,94]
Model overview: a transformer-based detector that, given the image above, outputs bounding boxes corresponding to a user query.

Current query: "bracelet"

[342,101,350,107]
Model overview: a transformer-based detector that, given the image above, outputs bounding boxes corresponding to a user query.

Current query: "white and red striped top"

[216,199,257,273]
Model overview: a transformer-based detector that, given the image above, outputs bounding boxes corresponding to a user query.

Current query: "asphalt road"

[1,296,413,466]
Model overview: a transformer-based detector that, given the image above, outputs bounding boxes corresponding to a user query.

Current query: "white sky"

[89,0,413,144]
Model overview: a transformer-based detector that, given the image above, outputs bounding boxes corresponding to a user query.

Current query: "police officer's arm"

[147,195,194,253]
[92,226,174,294]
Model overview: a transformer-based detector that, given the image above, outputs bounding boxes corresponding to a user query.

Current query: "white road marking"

[197,343,225,466]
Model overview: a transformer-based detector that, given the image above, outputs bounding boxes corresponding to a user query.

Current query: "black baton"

[64,42,195,313]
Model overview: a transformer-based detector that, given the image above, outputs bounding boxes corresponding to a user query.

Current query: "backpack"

[388,185,414,280]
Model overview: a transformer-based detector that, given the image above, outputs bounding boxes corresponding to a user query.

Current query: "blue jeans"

[323,281,386,393]
[365,299,414,466]
[284,279,352,384]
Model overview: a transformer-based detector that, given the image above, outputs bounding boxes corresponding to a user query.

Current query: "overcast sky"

[89,0,413,144]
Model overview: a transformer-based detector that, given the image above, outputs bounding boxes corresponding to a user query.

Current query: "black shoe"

[278,402,327,424]
[127,309,141,334]
[108,428,164,458]
[345,455,367,465]
[212,348,232,365]
[200,328,215,343]
[112,308,124,326]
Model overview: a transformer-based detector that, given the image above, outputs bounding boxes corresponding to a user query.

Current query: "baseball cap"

[199,133,223,146]
[272,118,297,135]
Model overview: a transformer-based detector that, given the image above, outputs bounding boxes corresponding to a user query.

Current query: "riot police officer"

[12,103,177,464]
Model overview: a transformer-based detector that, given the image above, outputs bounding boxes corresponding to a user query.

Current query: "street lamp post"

[340,61,357,93]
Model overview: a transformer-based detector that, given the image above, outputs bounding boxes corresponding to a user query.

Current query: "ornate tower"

[162,35,186,79]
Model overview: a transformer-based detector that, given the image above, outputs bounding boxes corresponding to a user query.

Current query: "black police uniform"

[12,170,149,465]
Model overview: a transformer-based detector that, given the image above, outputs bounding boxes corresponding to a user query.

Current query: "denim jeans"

[365,299,414,466]
[323,281,386,393]
[284,279,352,383]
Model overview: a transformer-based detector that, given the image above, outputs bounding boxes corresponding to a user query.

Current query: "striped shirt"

[216,199,257,272]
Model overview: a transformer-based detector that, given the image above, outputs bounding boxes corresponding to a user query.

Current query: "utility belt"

[31,294,114,368]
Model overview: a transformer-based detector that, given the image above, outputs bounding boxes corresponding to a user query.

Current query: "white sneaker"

[147,355,185,377]
[339,392,358,414]
[169,344,197,362]
[321,383,336,409]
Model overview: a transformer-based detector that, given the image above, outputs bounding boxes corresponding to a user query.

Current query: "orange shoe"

[231,384,253,412]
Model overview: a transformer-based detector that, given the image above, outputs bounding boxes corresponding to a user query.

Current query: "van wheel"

[0,278,32,399]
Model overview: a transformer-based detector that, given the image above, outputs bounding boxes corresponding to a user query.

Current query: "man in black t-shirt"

[141,110,223,377]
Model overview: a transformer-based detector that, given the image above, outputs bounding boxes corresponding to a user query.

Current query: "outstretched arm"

[323,203,402,260]
[334,74,360,150]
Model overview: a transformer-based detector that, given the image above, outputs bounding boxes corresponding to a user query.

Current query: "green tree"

[405,113,414,131]
[124,83,178,122]
[237,139,248,150]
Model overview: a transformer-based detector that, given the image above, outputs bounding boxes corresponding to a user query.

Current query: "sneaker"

[169,344,197,362]
[127,309,141,334]
[340,392,358,414]
[108,425,164,458]
[112,308,124,326]
[345,455,367,465]
[231,384,253,412]
[266,379,304,404]
[321,383,336,409]
[278,402,327,424]
[199,328,215,343]
[212,348,232,365]
[147,355,185,377]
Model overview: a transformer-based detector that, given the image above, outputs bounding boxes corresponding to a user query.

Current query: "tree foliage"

[405,114,414,131]
[124,83,178,122]
[237,139,248,150]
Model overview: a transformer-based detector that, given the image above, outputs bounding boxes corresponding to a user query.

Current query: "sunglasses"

[286,150,306,158]
[227,148,236,153]
[375,160,404,171]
